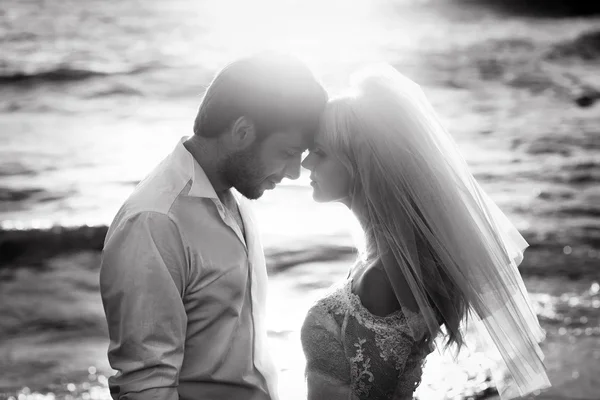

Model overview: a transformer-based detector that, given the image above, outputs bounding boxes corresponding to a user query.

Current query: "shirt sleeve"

[100,211,189,400]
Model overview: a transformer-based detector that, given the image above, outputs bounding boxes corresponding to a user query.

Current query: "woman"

[300,65,550,400]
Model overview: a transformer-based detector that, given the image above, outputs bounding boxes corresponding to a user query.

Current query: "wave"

[0,64,158,85]
[0,225,108,266]
[0,224,356,273]
[266,245,356,274]
[84,84,144,98]
[0,162,48,177]
[0,187,45,202]
[545,29,600,61]
[1,221,596,278]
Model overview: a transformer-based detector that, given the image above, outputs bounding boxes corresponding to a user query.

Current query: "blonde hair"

[315,66,550,394]
[320,89,467,350]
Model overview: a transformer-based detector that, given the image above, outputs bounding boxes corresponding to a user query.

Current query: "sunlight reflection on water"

[190,0,390,86]
[2,0,599,398]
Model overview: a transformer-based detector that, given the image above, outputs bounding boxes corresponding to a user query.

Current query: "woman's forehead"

[316,117,338,146]
[268,129,313,149]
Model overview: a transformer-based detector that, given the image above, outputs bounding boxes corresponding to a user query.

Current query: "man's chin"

[235,185,265,200]
[235,179,279,200]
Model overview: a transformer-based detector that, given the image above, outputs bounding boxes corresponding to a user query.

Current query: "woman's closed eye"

[311,148,326,157]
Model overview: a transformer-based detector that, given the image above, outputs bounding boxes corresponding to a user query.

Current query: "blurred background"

[0,0,599,399]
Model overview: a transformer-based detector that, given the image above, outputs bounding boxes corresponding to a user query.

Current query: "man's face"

[221,129,312,200]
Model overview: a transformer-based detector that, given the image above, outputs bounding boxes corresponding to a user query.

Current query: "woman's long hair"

[321,96,468,350]
[320,65,549,399]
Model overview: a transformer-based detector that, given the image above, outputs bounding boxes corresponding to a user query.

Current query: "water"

[0,0,395,240]
[1,0,598,239]
[1,0,599,398]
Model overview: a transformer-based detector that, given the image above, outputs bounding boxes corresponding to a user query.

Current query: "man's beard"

[220,146,267,200]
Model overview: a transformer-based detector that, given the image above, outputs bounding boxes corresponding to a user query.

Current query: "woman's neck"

[347,194,369,231]
[347,194,421,314]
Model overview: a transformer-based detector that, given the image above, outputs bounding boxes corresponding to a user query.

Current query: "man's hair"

[193,52,328,139]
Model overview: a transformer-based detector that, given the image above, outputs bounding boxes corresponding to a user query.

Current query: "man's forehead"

[312,130,328,148]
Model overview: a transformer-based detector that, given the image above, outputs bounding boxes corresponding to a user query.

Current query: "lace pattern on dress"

[349,338,375,396]
[311,280,431,399]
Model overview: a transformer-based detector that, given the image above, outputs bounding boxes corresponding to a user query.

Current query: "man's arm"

[100,211,188,400]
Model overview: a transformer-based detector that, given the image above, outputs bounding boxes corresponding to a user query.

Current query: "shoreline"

[2,222,598,280]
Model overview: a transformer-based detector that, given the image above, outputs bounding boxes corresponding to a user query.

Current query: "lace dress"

[301,279,434,400]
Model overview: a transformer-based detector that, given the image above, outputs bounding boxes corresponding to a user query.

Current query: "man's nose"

[284,157,302,180]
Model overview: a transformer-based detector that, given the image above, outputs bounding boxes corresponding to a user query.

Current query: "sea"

[1,0,599,399]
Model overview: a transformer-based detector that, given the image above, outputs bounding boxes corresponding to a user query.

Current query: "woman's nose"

[301,153,314,170]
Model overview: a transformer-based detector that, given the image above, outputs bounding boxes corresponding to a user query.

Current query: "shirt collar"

[173,136,218,199]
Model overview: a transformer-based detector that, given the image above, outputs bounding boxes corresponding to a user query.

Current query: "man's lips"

[265,179,281,189]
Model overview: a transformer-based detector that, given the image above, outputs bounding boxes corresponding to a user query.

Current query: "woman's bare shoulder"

[353,266,403,317]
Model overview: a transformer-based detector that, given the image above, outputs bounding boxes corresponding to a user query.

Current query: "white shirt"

[100,137,278,400]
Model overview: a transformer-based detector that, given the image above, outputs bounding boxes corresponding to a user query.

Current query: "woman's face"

[301,130,351,203]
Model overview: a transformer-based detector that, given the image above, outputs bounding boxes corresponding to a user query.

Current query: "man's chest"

[221,193,246,240]
[230,206,246,239]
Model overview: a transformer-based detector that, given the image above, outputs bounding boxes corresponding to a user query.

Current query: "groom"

[99,53,327,400]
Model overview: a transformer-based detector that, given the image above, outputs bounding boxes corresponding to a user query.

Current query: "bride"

[300,65,550,400]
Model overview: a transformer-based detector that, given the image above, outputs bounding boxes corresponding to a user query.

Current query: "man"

[99,53,328,400]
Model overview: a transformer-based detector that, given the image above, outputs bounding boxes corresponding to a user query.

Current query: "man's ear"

[230,116,257,150]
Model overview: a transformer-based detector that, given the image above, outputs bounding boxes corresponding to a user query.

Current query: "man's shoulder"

[127,185,180,216]
[123,161,194,215]
[107,171,192,236]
